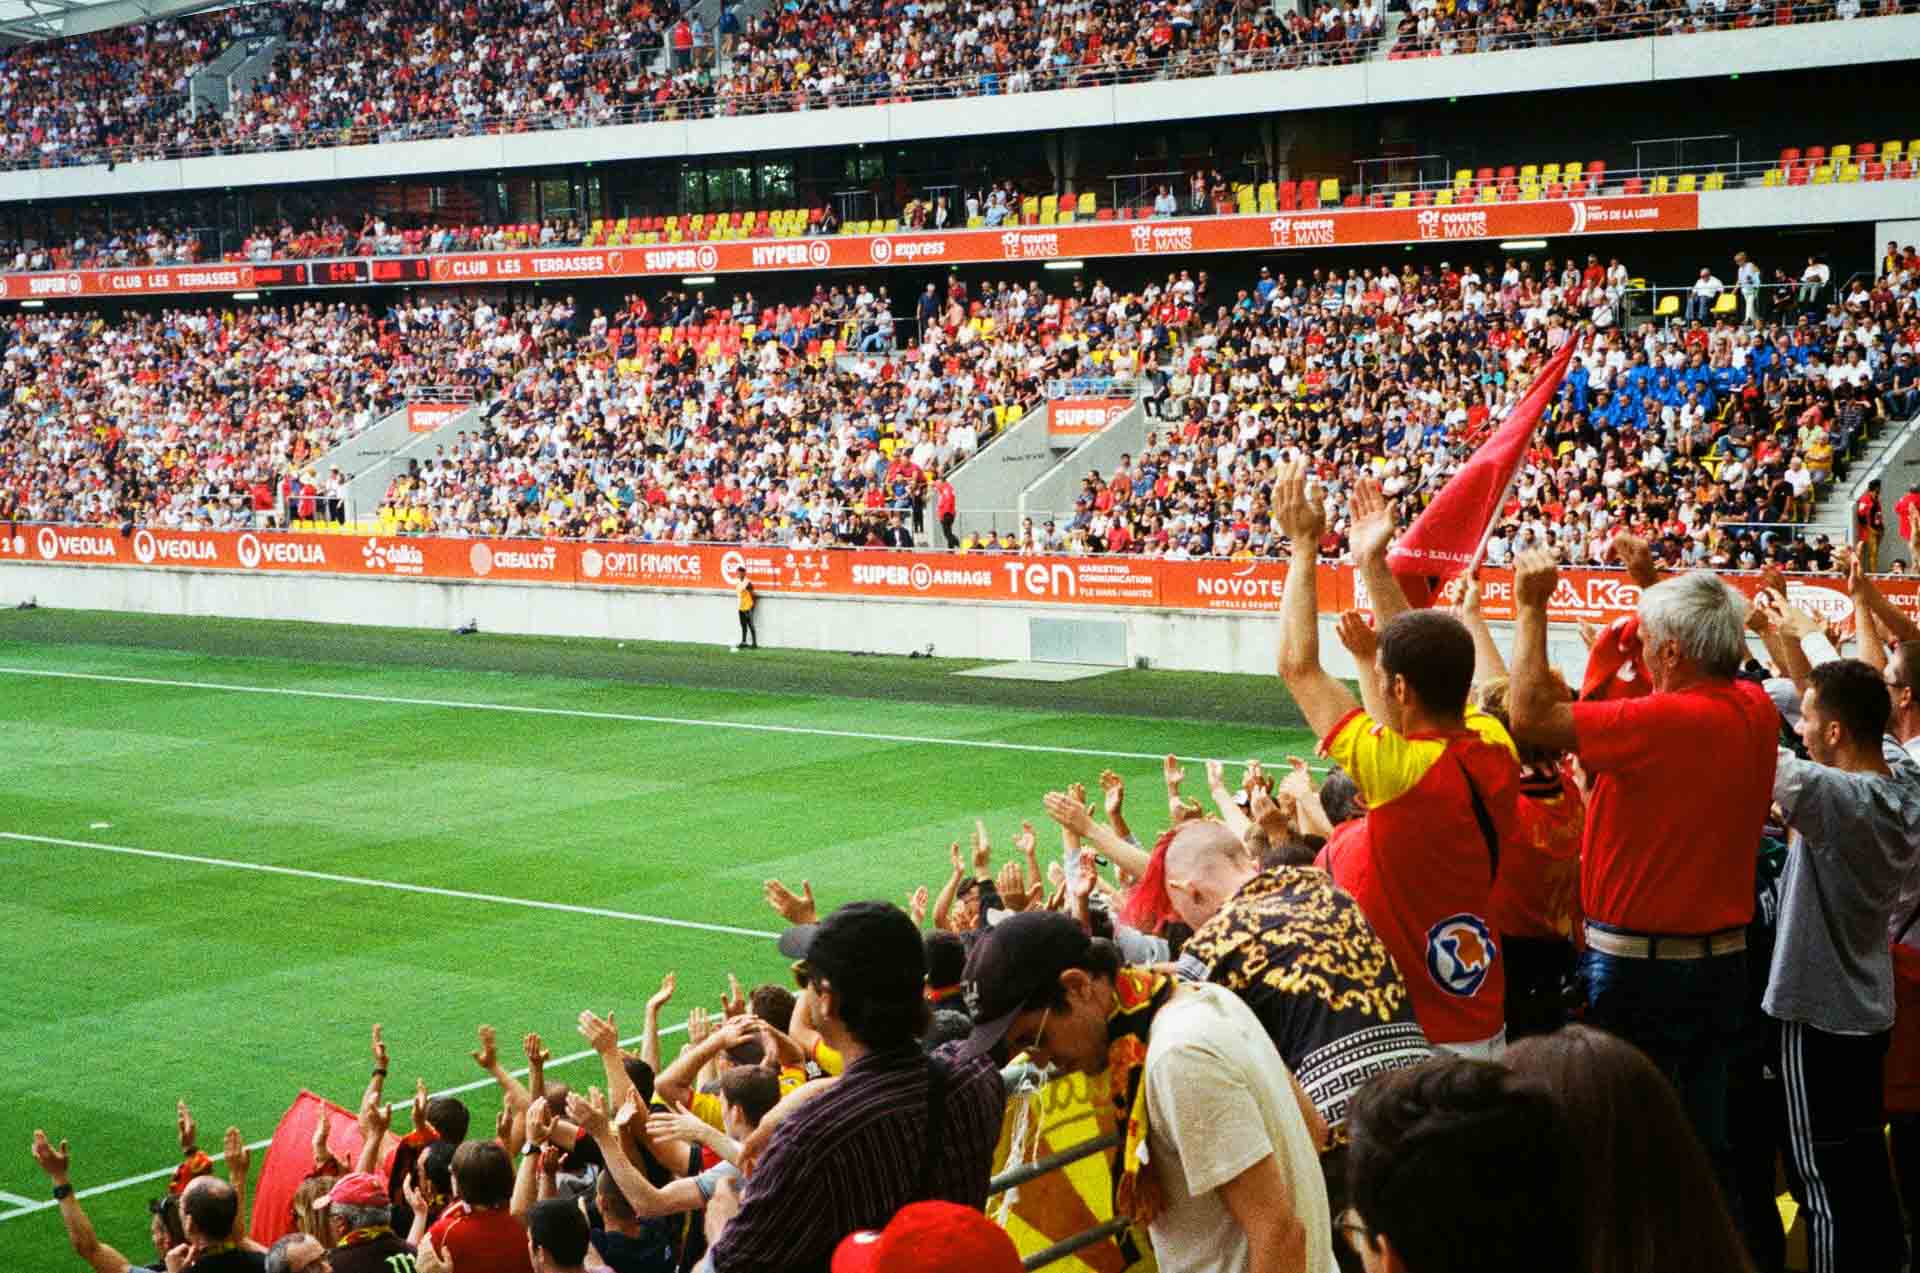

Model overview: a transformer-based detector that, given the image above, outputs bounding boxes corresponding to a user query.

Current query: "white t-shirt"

[1144,984,1335,1273]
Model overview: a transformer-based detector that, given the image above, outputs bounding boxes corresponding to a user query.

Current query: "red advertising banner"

[0,196,1700,301]
[1048,398,1132,440]
[11,526,1911,630]
[407,403,466,433]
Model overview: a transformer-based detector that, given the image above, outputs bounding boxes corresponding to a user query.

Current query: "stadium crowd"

[5,248,1919,554]
[0,0,1898,171]
[31,481,1920,1273]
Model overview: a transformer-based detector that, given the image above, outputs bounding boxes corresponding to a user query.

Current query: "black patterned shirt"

[1176,867,1432,1136]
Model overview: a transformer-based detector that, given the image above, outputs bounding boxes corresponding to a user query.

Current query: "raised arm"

[1204,760,1254,840]
[1508,550,1579,751]
[1349,474,1413,629]
[470,1025,534,1113]
[1041,790,1151,877]
[1853,553,1920,643]
[1456,575,1507,683]
[655,1017,754,1115]
[930,841,965,932]
[221,1128,264,1252]
[568,1091,707,1220]
[1333,611,1394,729]
[641,971,677,1073]
[578,1009,634,1112]
[31,1132,134,1273]
[1274,461,1362,738]
[1098,771,1132,843]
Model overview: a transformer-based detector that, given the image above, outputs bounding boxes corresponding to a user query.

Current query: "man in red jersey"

[1506,545,1777,1212]
[1274,460,1521,1058]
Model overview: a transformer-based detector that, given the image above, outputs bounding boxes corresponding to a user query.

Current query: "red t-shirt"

[1488,769,1585,945]
[1320,708,1521,1045]
[434,1205,533,1273]
[1896,491,1920,539]
[1569,679,1777,933]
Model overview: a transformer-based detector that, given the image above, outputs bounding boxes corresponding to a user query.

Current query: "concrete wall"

[4,15,1913,201]
[0,559,1598,685]
[1020,401,1152,526]
[947,401,1056,543]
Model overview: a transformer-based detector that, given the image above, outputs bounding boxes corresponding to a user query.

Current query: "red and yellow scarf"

[1105,966,1175,1233]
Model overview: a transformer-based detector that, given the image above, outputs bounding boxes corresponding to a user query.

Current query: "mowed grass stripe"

[0,643,1316,1268]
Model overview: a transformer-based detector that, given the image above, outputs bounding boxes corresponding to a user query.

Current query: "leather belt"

[1584,923,1747,961]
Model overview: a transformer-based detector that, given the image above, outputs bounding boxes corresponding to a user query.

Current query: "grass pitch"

[0,608,1313,1268]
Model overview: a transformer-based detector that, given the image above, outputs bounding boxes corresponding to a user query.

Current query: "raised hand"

[472,1025,498,1071]
[221,1126,249,1177]
[1279,756,1314,802]
[1454,573,1484,620]
[404,1175,432,1219]
[176,1101,197,1155]
[523,1032,552,1066]
[908,885,929,927]
[1162,754,1186,791]
[564,1089,610,1139]
[971,820,992,874]
[722,974,747,1018]
[1610,532,1657,587]
[1042,790,1096,836]
[579,1009,619,1054]
[1514,549,1560,610]
[996,861,1029,912]
[763,878,817,925]
[361,1102,393,1140]
[1070,848,1097,905]
[645,1103,711,1147]
[1274,460,1326,548]
[525,1096,555,1146]
[30,1130,70,1181]
[1335,610,1378,662]
[1013,820,1038,858]
[1099,770,1125,821]
[687,1006,713,1046]
[647,971,677,1015]
[947,840,963,874]
[1577,618,1602,650]
[1250,787,1295,839]
[1347,475,1395,561]
[312,1110,331,1161]
[371,1023,389,1072]
[1242,758,1270,794]
[411,1077,429,1131]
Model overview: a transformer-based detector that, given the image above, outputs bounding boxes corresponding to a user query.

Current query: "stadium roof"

[0,0,236,46]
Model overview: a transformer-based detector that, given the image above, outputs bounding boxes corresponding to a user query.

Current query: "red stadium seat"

[1297,179,1319,209]
[1278,182,1297,211]
[1622,176,1644,195]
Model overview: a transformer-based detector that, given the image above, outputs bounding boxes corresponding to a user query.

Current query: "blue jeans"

[1582,947,1748,1174]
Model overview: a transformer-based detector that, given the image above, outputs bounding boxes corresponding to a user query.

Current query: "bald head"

[180,1175,239,1243]
[1164,820,1259,929]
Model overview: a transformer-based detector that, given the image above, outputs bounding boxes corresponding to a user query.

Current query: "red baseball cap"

[313,1173,388,1210]
[831,1202,1022,1273]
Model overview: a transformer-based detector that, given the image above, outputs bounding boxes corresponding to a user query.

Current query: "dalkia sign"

[10,526,1914,628]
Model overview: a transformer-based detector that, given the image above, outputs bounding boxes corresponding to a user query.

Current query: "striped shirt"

[709,1042,1006,1273]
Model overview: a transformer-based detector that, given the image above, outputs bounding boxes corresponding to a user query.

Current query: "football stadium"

[1,0,1918,1270]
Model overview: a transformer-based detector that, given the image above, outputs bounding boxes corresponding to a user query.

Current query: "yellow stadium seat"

[1477,185,1497,203]
[1840,162,1860,183]
[1057,207,1073,224]
[967,215,984,228]
[1813,164,1833,184]
[1763,168,1783,187]
[1832,144,1851,164]
[1319,177,1340,203]
[1704,171,1725,191]
[1649,175,1670,195]
[1519,163,1538,182]
[1654,295,1680,318]
[1257,182,1277,211]
[1040,209,1056,226]
[1676,173,1697,194]
[1520,181,1541,201]
[1021,196,1039,220]
[1712,292,1739,315]
[1392,190,1411,209]
[1541,162,1561,183]
[1564,161,1584,181]
[1453,168,1473,188]
[1040,194,1058,220]
[1436,188,1455,206]
[1077,192,1095,215]
[1884,140,1904,160]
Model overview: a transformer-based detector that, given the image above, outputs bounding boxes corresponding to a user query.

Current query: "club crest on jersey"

[1426,913,1497,997]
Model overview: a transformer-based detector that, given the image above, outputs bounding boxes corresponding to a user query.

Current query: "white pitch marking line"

[0,1024,686,1223]
[0,833,782,940]
[0,666,1324,769]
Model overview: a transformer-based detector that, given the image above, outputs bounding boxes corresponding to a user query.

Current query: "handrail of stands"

[1046,377,1137,398]
[985,1128,1125,1272]
[10,1,1904,177]
[14,145,1915,278]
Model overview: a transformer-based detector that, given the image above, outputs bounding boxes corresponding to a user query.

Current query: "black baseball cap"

[778,901,926,998]
[959,911,1093,1059]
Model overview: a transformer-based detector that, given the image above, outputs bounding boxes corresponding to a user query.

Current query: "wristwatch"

[51,1184,73,1201]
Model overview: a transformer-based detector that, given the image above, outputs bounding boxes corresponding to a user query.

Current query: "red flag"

[248,1091,367,1247]
[1387,336,1581,599]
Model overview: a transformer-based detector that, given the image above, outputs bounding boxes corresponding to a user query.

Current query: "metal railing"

[987,1129,1126,1271]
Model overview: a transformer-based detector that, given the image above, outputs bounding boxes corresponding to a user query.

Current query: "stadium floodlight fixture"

[19,299,43,309]
[1043,260,1085,272]
[1499,240,1549,252]
[682,275,717,285]
[233,291,261,301]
